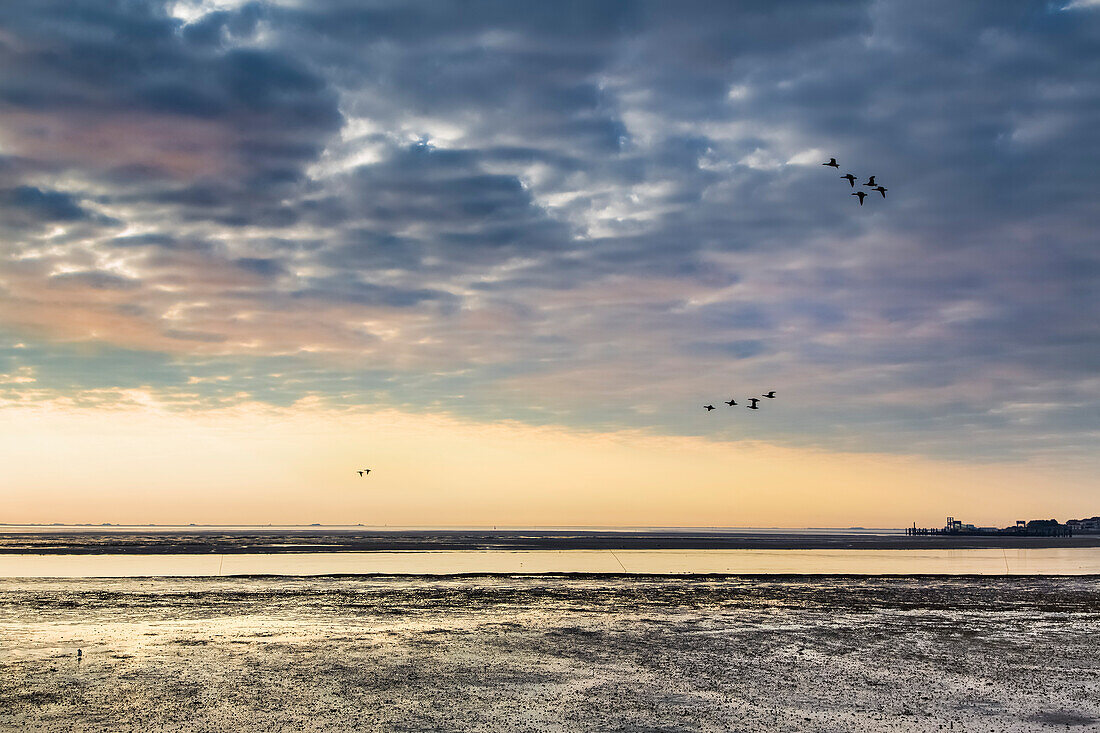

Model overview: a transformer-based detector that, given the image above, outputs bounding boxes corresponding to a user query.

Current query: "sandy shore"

[3,575,1099,731]
[3,528,1099,553]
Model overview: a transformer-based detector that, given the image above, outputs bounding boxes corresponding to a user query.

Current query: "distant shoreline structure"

[907,515,1100,537]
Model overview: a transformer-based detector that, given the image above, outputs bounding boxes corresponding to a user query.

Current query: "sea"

[2,525,1098,576]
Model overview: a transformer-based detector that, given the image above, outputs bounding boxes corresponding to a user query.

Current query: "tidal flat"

[3,576,1099,732]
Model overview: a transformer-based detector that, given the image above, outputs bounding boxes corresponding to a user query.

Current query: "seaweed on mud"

[17,690,62,707]
[1028,710,1099,726]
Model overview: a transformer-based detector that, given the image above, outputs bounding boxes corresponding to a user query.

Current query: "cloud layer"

[2,0,1099,460]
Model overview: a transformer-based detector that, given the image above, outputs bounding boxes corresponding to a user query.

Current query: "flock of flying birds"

[823,157,888,205]
[358,155,880,474]
[694,157,884,419]
[704,391,776,412]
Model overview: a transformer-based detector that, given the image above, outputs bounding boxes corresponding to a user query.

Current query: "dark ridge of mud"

[5,575,1100,620]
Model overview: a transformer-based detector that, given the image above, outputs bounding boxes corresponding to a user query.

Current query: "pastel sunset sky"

[2,0,1098,526]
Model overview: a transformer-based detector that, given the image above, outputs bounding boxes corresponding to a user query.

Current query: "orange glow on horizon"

[1,400,1095,528]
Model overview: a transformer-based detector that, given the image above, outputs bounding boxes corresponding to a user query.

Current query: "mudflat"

[3,528,1099,553]
[3,575,1099,732]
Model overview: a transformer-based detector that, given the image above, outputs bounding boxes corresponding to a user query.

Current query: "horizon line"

[0,523,903,530]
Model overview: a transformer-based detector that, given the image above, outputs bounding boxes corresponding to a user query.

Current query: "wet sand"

[3,528,1098,554]
[3,575,1099,731]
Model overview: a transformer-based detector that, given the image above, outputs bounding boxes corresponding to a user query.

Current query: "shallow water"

[3,547,1100,577]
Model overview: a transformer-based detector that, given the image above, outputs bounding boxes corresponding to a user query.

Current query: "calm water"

[2,548,1099,577]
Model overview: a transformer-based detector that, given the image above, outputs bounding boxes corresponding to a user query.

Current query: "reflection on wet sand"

[3,547,1100,577]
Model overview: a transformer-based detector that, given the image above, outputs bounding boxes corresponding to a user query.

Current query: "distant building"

[907,516,1076,537]
[1026,519,1071,537]
[1067,516,1100,534]
[944,517,977,533]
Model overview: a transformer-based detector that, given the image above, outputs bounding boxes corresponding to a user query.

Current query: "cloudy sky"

[2,0,1098,525]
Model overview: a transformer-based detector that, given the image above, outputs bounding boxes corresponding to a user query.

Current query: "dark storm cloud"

[108,233,180,248]
[324,230,426,271]
[290,273,458,310]
[345,147,556,236]
[48,271,141,291]
[0,0,342,211]
[162,328,229,343]
[2,186,91,222]
[233,257,285,278]
[1,0,1099,459]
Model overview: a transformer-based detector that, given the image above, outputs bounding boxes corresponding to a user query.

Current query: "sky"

[1,0,1099,526]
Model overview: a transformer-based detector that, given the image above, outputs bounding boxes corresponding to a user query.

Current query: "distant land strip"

[2,530,1100,554]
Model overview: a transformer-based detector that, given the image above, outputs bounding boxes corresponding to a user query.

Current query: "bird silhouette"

[747,398,760,409]
[725,399,738,406]
[704,404,716,411]
[872,185,887,199]
[357,469,371,477]
[841,173,857,187]
[763,391,776,398]
[823,157,840,168]
[863,175,877,187]
[852,191,867,205]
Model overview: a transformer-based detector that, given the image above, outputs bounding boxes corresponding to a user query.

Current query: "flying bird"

[863,175,877,187]
[704,404,716,411]
[747,398,760,409]
[873,185,888,199]
[823,157,840,168]
[852,191,867,205]
[357,469,371,477]
[763,391,776,398]
[841,173,857,187]
[725,399,738,406]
